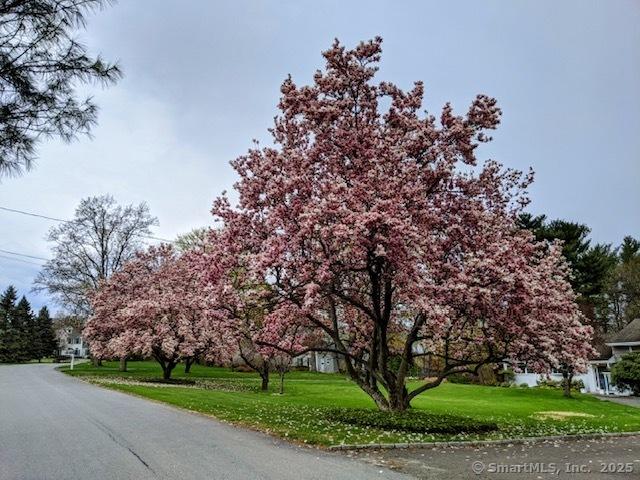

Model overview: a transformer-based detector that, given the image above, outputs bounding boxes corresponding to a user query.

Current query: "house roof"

[607,318,640,345]
[590,341,613,361]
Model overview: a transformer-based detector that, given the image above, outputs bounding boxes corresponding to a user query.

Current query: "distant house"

[514,318,640,396]
[589,318,640,395]
[513,362,599,394]
[55,325,89,358]
[293,351,341,373]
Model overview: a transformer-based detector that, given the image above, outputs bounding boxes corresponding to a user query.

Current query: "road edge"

[328,431,640,450]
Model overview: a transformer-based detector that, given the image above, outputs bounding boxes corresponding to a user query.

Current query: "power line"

[0,248,48,262]
[0,254,44,266]
[0,205,175,243]
[0,206,67,223]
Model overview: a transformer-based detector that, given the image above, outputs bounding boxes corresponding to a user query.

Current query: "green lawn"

[62,361,640,446]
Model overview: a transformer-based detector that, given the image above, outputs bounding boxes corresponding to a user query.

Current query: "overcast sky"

[0,0,638,313]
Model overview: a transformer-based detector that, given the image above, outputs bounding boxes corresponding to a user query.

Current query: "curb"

[328,431,640,450]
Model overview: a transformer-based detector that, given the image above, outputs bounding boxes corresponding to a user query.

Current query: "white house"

[514,318,640,396]
[513,365,598,393]
[56,326,89,357]
[589,318,640,395]
[293,351,341,373]
[310,351,340,373]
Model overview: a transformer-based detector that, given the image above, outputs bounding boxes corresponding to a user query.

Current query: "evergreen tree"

[517,214,618,332]
[603,237,640,331]
[620,236,640,264]
[0,286,17,318]
[0,286,18,362]
[13,296,34,362]
[34,307,57,361]
[0,0,121,178]
[0,288,56,362]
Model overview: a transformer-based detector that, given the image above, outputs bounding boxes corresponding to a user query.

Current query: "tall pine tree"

[603,237,640,331]
[34,306,57,361]
[0,288,56,362]
[14,296,34,362]
[0,286,18,362]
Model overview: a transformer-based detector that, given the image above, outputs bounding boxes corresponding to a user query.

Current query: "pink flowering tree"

[190,233,313,391]
[205,38,593,411]
[497,242,596,397]
[554,327,595,398]
[542,277,596,398]
[84,245,221,379]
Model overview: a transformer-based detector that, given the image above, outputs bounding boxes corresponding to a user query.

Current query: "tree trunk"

[92,357,102,367]
[387,386,411,412]
[184,357,195,374]
[279,370,285,394]
[159,360,176,380]
[563,372,573,398]
[119,356,127,372]
[308,351,317,372]
[260,369,269,391]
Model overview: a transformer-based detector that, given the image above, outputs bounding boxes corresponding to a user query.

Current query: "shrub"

[536,378,556,388]
[447,373,473,384]
[139,377,196,385]
[326,408,498,435]
[612,353,640,396]
[230,363,255,373]
[537,377,584,391]
[498,368,516,383]
[477,365,497,385]
[569,378,585,391]
[138,377,255,392]
[447,365,501,386]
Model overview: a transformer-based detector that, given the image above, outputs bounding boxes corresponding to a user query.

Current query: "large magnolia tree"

[84,245,220,379]
[206,38,593,411]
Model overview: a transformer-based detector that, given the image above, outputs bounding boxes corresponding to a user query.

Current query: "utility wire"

[0,206,67,223]
[0,206,175,243]
[0,254,44,266]
[0,248,48,262]
[0,248,48,266]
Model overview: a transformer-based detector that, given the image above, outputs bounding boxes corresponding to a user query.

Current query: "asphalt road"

[0,363,408,480]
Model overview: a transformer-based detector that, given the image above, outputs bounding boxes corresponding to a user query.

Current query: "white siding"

[513,366,623,396]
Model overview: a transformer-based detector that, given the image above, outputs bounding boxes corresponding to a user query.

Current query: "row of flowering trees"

[85,241,303,387]
[84,38,594,410]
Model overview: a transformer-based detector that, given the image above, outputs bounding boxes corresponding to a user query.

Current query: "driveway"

[350,436,640,479]
[0,364,408,480]
[595,395,640,408]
